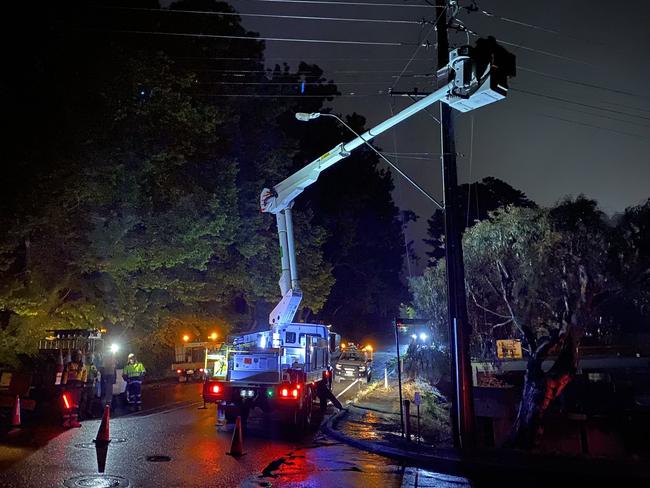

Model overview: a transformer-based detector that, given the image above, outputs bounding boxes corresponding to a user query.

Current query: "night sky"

[198,0,649,269]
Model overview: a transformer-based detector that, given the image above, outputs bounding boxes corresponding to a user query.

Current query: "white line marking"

[336,379,360,398]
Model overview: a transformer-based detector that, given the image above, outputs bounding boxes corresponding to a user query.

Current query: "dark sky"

[163,0,650,269]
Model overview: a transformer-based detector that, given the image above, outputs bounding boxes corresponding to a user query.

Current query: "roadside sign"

[414,391,421,406]
[496,339,523,360]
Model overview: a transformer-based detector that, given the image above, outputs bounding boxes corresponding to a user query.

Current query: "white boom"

[260,38,516,327]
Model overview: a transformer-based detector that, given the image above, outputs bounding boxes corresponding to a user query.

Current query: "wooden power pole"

[435,0,476,450]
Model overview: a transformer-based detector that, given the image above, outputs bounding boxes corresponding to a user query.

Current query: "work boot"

[70,415,82,428]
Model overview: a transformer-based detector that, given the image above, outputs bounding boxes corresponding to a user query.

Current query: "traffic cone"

[226,416,246,457]
[94,441,109,473]
[93,404,111,473]
[95,404,111,443]
[8,395,21,435]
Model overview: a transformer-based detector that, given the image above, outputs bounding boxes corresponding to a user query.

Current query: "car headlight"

[335,364,341,369]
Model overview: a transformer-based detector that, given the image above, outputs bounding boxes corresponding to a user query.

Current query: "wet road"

[0,377,473,487]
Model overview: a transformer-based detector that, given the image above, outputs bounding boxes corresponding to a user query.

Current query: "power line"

[177,56,434,62]
[518,66,650,102]
[98,5,425,25]
[462,1,596,45]
[510,87,650,122]
[536,113,650,143]
[196,80,394,85]
[101,28,418,47]
[231,0,433,8]
[195,92,386,97]
[391,5,446,89]
[470,32,590,65]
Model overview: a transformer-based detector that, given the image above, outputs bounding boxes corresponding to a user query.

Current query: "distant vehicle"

[172,341,211,382]
[333,349,372,383]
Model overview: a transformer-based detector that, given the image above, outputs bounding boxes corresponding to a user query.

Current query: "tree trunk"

[508,336,576,449]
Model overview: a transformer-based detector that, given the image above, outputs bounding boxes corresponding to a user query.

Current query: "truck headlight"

[335,364,341,369]
[359,366,365,371]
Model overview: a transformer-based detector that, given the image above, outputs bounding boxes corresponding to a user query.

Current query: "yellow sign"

[496,339,523,360]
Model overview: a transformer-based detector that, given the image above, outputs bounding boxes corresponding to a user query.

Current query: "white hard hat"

[128,353,135,359]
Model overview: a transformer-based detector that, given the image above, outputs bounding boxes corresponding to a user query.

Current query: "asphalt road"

[0,376,470,487]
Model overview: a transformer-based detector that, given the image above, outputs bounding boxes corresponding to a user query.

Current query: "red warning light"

[281,388,288,397]
[62,393,71,410]
[211,384,221,394]
[176,369,182,374]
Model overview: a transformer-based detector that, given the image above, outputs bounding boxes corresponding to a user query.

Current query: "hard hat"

[128,353,135,359]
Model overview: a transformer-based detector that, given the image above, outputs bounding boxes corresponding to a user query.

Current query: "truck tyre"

[293,390,312,434]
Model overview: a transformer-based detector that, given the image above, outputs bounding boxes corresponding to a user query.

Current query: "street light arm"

[319,113,443,210]
[261,80,452,215]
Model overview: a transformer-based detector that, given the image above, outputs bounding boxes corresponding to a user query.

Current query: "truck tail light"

[281,388,288,397]
[199,368,204,373]
[211,384,221,394]
[292,389,299,399]
[176,369,182,374]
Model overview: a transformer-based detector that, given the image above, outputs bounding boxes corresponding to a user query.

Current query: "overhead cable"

[511,87,650,122]
[98,5,423,25]
[391,5,446,89]
[232,0,433,8]
[536,113,650,142]
[518,66,650,101]
[101,29,417,47]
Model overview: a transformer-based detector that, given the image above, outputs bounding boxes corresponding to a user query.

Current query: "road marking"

[335,379,360,399]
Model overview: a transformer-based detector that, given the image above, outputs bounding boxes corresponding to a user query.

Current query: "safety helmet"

[128,353,135,360]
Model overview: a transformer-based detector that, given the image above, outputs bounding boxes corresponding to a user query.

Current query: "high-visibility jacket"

[124,362,146,380]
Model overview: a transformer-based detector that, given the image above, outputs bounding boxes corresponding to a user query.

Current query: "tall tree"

[425,177,536,265]
[0,0,338,365]
[410,198,614,448]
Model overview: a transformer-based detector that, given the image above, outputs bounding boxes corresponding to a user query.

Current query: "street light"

[210,332,218,341]
[411,334,417,340]
[419,332,428,342]
[182,334,190,343]
[109,343,119,354]
[295,112,443,209]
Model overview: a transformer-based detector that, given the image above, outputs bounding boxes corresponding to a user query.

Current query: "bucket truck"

[202,37,515,431]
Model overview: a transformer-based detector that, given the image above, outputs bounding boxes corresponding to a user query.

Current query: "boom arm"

[260,38,515,327]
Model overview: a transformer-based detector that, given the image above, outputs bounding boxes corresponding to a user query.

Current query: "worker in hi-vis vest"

[123,353,146,411]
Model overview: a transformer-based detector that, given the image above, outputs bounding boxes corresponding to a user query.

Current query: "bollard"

[403,399,411,442]
[384,368,388,389]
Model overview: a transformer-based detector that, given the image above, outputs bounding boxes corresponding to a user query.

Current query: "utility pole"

[435,0,476,450]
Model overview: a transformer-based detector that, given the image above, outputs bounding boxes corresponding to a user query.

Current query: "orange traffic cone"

[226,416,246,457]
[95,404,111,443]
[93,404,111,473]
[8,395,21,435]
